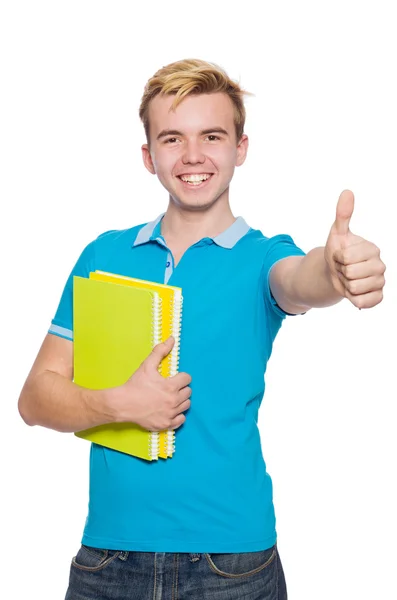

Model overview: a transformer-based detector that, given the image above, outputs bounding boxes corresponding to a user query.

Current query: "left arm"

[270,190,386,315]
[270,248,342,314]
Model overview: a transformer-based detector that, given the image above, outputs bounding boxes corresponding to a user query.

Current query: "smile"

[177,174,214,188]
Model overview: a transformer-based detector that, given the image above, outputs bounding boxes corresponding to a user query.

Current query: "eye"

[164,137,179,144]
[206,135,220,141]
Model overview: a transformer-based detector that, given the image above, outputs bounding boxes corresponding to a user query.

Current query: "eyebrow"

[156,127,229,140]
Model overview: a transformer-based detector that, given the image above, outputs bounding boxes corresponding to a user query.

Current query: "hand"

[324,189,386,309]
[112,336,192,431]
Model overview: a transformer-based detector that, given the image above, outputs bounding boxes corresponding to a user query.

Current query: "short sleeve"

[48,240,96,341]
[262,234,306,319]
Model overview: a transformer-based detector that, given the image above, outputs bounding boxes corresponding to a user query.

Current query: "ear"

[236,134,249,167]
[141,144,156,174]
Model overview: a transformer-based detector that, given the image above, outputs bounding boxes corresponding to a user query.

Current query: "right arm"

[18,333,116,432]
[18,333,191,433]
[18,237,191,433]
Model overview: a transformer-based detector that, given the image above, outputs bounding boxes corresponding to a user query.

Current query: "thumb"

[145,336,175,371]
[333,189,355,236]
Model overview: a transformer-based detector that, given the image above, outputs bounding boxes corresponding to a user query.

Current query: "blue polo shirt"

[49,213,306,553]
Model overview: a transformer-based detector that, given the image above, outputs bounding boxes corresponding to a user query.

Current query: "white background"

[1,1,396,598]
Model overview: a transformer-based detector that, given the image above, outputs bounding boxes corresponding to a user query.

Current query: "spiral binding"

[166,430,176,455]
[168,292,183,376]
[148,435,160,460]
[150,293,163,460]
[165,291,184,456]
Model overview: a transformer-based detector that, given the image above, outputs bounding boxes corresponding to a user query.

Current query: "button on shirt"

[49,213,306,552]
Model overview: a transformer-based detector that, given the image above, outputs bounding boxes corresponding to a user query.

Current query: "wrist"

[99,381,138,425]
[324,249,345,301]
[86,387,120,425]
[323,249,335,285]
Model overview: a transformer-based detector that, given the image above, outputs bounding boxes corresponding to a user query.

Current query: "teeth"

[180,174,211,183]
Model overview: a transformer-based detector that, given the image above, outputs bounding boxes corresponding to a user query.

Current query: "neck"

[161,198,236,246]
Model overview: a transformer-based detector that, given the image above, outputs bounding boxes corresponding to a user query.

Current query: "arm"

[18,333,191,433]
[19,238,190,434]
[270,247,343,314]
[17,239,118,432]
[18,333,116,433]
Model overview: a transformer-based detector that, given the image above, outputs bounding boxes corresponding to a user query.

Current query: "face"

[141,92,248,211]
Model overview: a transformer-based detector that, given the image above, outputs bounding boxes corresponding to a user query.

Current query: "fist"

[324,190,386,309]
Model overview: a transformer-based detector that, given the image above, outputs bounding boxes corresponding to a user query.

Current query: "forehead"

[148,92,235,136]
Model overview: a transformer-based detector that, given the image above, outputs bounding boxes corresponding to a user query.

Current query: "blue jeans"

[65,543,287,599]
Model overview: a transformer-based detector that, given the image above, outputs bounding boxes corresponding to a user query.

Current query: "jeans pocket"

[204,544,276,579]
[71,545,122,572]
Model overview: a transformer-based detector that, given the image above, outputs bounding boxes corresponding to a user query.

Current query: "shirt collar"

[133,213,251,249]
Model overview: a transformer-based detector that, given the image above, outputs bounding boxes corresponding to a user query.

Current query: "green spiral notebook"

[73,276,162,461]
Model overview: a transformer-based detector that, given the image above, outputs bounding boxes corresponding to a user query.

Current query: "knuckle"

[355,296,365,309]
[160,415,172,428]
[165,377,175,391]
[168,393,178,407]
[348,280,358,295]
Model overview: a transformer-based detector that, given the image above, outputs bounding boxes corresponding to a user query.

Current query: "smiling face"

[141,92,248,211]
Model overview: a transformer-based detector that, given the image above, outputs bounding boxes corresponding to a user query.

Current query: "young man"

[18,59,385,600]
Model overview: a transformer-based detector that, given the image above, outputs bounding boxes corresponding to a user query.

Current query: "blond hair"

[139,58,253,145]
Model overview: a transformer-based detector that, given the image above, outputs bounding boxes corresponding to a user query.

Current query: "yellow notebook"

[91,270,184,459]
[73,276,163,461]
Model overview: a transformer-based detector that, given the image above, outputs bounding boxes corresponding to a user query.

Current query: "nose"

[181,139,205,165]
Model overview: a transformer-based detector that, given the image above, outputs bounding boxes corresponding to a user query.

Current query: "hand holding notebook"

[110,336,191,432]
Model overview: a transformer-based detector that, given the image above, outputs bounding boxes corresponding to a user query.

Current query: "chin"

[173,197,219,211]
[170,188,227,211]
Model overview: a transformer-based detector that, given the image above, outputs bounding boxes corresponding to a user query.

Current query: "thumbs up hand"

[324,190,386,309]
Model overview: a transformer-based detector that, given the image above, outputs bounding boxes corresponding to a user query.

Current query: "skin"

[141,92,385,310]
[17,89,386,437]
[324,189,385,308]
[141,92,248,253]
